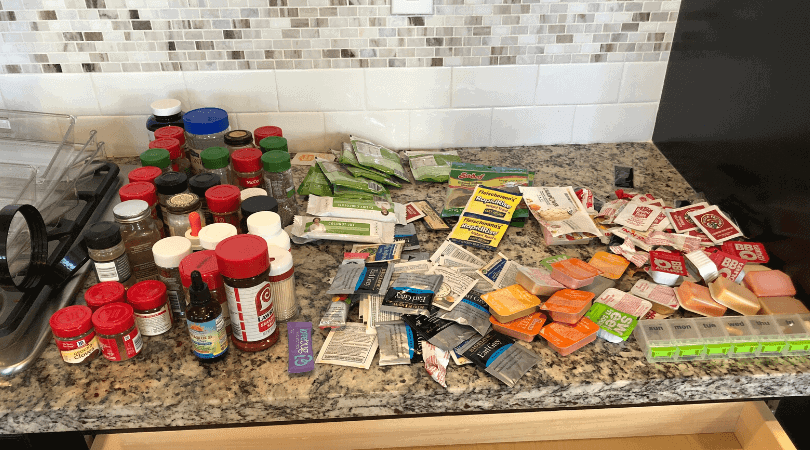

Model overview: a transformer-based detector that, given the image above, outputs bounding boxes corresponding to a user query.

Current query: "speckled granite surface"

[2,143,809,434]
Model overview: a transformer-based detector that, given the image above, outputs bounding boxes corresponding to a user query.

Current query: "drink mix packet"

[377,322,424,366]
[381,273,444,316]
[349,135,410,182]
[317,159,390,195]
[325,258,366,295]
[405,150,461,183]
[462,330,540,388]
[401,313,479,352]
[433,289,492,336]
[308,195,406,225]
[291,215,396,244]
[297,164,334,197]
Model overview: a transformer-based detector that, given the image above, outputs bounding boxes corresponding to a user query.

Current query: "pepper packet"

[401,313,478,352]
[287,322,315,374]
[317,160,390,195]
[349,135,410,182]
[405,150,461,183]
[297,164,334,197]
[462,330,540,388]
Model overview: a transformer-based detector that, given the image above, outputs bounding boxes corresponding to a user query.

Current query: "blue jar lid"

[183,108,229,136]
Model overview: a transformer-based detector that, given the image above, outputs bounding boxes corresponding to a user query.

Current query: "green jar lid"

[140,148,171,169]
[261,150,291,173]
[259,136,288,153]
[201,146,230,170]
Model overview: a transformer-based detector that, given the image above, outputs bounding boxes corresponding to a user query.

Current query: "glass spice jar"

[267,244,297,321]
[189,172,221,225]
[146,98,184,140]
[259,136,288,154]
[49,305,101,365]
[140,148,171,173]
[127,280,174,337]
[165,192,203,237]
[179,250,231,335]
[113,200,161,282]
[231,148,265,190]
[240,196,278,234]
[261,150,298,227]
[198,223,238,251]
[154,125,188,163]
[240,188,267,202]
[152,236,193,320]
[149,137,191,175]
[253,126,283,147]
[119,182,165,235]
[128,166,163,185]
[84,281,126,312]
[154,172,189,220]
[85,222,135,288]
[92,303,143,362]
[201,146,234,186]
[184,108,230,175]
[224,130,256,154]
[205,184,241,228]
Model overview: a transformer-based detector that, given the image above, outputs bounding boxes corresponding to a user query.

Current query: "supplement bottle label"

[188,314,228,359]
[94,253,132,283]
[98,328,143,361]
[56,334,100,364]
[225,281,277,342]
[134,304,173,336]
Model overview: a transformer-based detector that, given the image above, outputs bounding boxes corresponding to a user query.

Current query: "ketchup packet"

[423,342,450,388]
[722,241,770,264]
[649,250,688,276]
[687,206,744,244]
[708,250,747,281]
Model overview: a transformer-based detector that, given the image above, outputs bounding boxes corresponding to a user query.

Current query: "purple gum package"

[288,322,315,374]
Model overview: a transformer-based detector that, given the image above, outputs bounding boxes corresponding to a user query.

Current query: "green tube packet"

[346,165,402,188]
[338,142,364,169]
[349,135,410,182]
[297,163,334,197]
[317,159,389,195]
[405,150,461,183]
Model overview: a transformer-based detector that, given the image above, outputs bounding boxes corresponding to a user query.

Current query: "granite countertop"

[2,143,810,434]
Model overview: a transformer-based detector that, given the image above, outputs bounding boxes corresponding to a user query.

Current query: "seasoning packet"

[427,266,477,311]
[338,141,364,168]
[297,164,334,197]
[443,163,530,218]
[405,202,425,223]
[351,242,405,263]
[462,330,540,388]
[430,240,485,268]
[308,195,406,225]
[333,185,393,203]
[410,200,449,230]
[687,206,745,244]
[381,273,444,316]
[448,212,510,250]
[319,295,352,330]
[315,322,378,370]
[405,150,461,183]
[401,313,479,351]
[423,341,451,388]
[355,262,394,295]
[287,322,315,374]
[394,223,420,251]
[291,215,396,244]
[325,258,366,295]
[377,322,423,366]
[317,160,390,195]
[585,302,638,343]
[349,135,410,182]
[366,293,404,327]
[433,289,492,336]
[346,165,403,188]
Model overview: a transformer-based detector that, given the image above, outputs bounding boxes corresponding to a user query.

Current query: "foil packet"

[433,289,492,336]
[462,330,540,388]
[377,322,424,366]
[401,313,479,352]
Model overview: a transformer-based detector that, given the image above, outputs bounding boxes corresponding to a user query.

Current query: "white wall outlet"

[391,0,433,15]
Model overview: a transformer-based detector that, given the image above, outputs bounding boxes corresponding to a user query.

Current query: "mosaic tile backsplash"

[0,0,680,73]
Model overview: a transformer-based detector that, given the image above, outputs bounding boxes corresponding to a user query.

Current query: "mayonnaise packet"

[346,165,403,188]
[317,159,390,195]
[433,289,492,336]
[381,273,443,316]
[423,341,450,388]
[462,330,540,388]
[291,215,395,244]
[349,135,410,182]
[308,195,406,225]
[297,164,334,197]
[378,322,423,366]
[401,313,479,352]
[405,150,461,183]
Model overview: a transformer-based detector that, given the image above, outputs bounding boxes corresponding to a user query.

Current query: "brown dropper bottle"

[186,270,229,362]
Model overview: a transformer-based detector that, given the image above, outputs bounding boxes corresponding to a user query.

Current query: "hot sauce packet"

[687,206,744,244]
[423,342,450,388]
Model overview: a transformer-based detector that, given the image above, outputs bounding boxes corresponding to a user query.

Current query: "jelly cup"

[539,317,599,356]
[540,289,594,324]
[550,258,601,289]
[489,311,547,342]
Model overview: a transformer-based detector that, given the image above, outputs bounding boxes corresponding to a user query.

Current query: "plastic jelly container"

[540,289,594,324]
[758,296,809,315]
[539,317,599,356]
[481,284,542,324]
[489,311,547,342]
[708,276,761,316]
[550,258,601,289]
[675,281,727,317]
[588,251,629,280]
[515,265,563,297]
[743,270,796,298]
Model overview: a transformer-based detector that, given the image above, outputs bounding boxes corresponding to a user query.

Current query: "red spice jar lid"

[128,166,163,184]
[85,281,126,311]
[215,234,270,280]
[92,303,136,335]
[231,148,263,173]
[119,182,158,206]
[179,250,222,289]
[205,184,241,213]
[127,280,168,311]
[154,125,186,146]
[254,126,283,144]
[149,138,182,159]
[50,305,94,339]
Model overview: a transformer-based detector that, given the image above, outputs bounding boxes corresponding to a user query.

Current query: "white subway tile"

[91,72,189,116]
[0,73,101,115]
[409,108,491,149]
[75,115,152,157]
[491,106,576,146]
[619,61,668,103]
[183,70,279,113]
[535,63,623,105]
[451,65,539,108]
[236,112,325,152]
[0,92,5,110]
[365,67,451,110]
[572,103,658,144]
[323,110,409,150]
[275,69,365,112]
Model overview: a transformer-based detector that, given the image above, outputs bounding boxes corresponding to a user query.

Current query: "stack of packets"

[447,185,522,250]
[442,162,534,227]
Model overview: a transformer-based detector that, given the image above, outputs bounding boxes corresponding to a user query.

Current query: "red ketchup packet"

[707,250,746,281]
[722,241,770,264]
[649,250,688,276]
[687,206,744,244]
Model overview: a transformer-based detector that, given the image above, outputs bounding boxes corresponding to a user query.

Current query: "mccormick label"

[225,281,277,342]
[188,315,228,359]
[237,174,262,189]
[708,250,747,281]
[98,327,142,361]
[649,250,688,276]
[133,304,173,337]
[722,241,769,263]
[55,332,100,364]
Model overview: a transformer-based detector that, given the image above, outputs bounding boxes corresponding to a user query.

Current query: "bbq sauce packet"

[377,322,424,366]
[381,273,443,316]
[355,262,394,295]
[433,289,492,336]
[401,313,479,352]
[462,330,541,388]
[325,258,366,295]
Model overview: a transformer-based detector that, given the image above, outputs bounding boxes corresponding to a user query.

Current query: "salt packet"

[291,215,395,244]
[427,266,477,311]
[355,262,394,295]
[423,341,451,388]
[462,330,540,388]
[433,289,492,336]
[349,135,410,182]
[317,160,390,195]
[352,242,405,263]
[308,195,406,225]
[325,258,366,295]
[381,273,443,316]
[401,313,479,351]
[297,164,333,197]
[315,323,378,370]
[319,294,352,330]
[287,322,315,374]
[405,150,461,183]
[377,322,423,366]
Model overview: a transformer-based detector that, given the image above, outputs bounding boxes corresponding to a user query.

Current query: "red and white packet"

[423,342,450,388]
[707,250,747,282]
[687,206,744,245]
[649,249,688,276]
[721,241,770,264]
[665,202,709,233]
[614,202,663,231]
[405,202,426,223]
[686,229,715,247]
[609,241,649,267]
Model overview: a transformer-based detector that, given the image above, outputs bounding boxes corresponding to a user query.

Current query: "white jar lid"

[240,188,268,201]
[151,98,182,117]
[152,236,193,268]
[267,244,293,276]
[198,223,238,250]
[247,211,282,236]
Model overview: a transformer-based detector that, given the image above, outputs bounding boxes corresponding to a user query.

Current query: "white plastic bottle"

[247,211,291,251]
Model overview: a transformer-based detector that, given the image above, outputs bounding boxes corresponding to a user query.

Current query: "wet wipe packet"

[297,163,333,197]
[317,159,390,195]
[377,322,424,366]
[308,195,406,225]
[350,135,410,182]
[405,150,461,183]
[381,273,444,316]
[401,313,479,352]
[433,289,492,336]
[462,330,540,388]
[291,215,396,244]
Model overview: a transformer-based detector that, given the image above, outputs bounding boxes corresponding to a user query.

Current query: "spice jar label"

[99,327,143,361]
[94,253,132,283]
[188,315,228,359]
[56,334,100,364]
[134,304,173,337]
[225,281,277,342]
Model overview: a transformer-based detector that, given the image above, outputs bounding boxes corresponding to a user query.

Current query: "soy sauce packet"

[401,313,479,352]
[433,289,492,336]
[325,258,366,295]
[355,262,394,295]
[462,330,540,388]
[377,322,424,366]
[381,273,443,316]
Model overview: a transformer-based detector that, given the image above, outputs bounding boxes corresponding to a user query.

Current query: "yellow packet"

[449,214,509,250]
[464,186,522,221]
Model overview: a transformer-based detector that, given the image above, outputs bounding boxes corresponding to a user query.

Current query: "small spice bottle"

[201,146,234,186]
[149,138,191,175]
[146,98,184,140]
[113,200,161,282]
[127,280,173,337]
[184,211,203,252]
[254,126,283,147]
[152,236,193,319]
[215,234,279,352]
[185,108,230,174]
[49,305,101,365]
[118,183,165,236]
[261,150,298,227]
[224,130,256,154]
[240,187,267,202]
[84,281,126,312]
[240,196,279,234]
[199,223,238,251]
[267,244,297,321]
[180,250,230,335]
[247,211,291,251]
[205,184,241,228]
[93,303,143,362]
[259,136,288,154]
[186,271,229,361]
[189,172,221,225]
[128,166,163,185]
[154,171,189,219]
[140,148,171,173]
[154,125,188,163]
[165,192,203,237]
[85,222,134,288]
[231,148,264,190]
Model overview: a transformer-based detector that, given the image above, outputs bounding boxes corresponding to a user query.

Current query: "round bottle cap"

[264,231,291,251]
[224,130,254,147]
[184,108,229,136]
[205,184,240,213]
[119,182,158,206]
[92,303,135,335]
[188,172,221,197]
[140,148,171,169]
[240,188,267,201]
[267,244,294,276]
[179,250,222,289]
[259,136,288,153]
[113,200,151,222]
[128,166,163,184]
[261,150,291,173]
[154,172,189,196]
[242,198,279,220]
[199,223,238,251]
[149,138,182,159]
[231,148,263,173]
[152,236,193,268]
[201,146,230,170]
[215,234,269,279]
[151,99,182,117]
[254,126,283,144]
[84,281,127,311]
[154,125,185,146]
[50,305,94,338]
[127,280,168,311]
[84,222,122,250]
[247,210,283,237]
[166,192,200,214]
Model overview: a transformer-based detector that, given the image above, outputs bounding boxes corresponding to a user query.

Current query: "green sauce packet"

[317,160,389,195]
[405,151,461,183]
[297,164,334,197]
[584,302,638,341]
[349,135,410,183]
[346,165,402,188]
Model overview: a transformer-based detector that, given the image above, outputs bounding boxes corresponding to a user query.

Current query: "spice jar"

[186,271,229,361]
[50,305,101,365]
[84,281,126,312]
[205,184,241,228]
[85,222,134,288]
[224,130,256,154]
[247,211,291,251]
[201,146,234,186]
[152,236,193,319]
[199,223,238,251]
[184,108,230,175]
[128,166,163,185]
[165,192,203,237]
[215,234,279,352]
[267,244,297,321]
[118,183,165,235]
[154,171,189,219]
[146,98,184,140]
[231,148,264,190]
[113,200,161,282]
[261,150,298,227]
[240,188,267,202]
[180,250,231,335]
[127,280,173,337]
[253,126,282,146]
[149,137,191,175]
[189,172,221,225]
[93,303,143,362]
[140,148,171,173]
[241,197,279,235]
[155,126,188,162]
[259,136,288,153]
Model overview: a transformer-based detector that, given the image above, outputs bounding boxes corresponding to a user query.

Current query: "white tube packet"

[291,215,395,244]
[307,195,407,225]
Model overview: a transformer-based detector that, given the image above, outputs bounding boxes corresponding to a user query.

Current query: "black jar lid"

[84,222,123,250]
[154,172,189,196]
[188,172,221,197]
[240,196,279,218]
[224,130,254,147]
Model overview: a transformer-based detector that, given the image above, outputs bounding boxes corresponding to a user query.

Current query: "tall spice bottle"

[261,150,298,227]
[113,200,162,282]
[186,271,229,362]
[84,222,135,288]
[152,236,193,320]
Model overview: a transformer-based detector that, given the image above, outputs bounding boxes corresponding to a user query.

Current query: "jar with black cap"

[85,222,135,288]
[201,146,234,185]
[189,172,221,225]
[113,200,161,283]
[146,99,185,140]
[224,130,255,154]
[240,195,278,234]
[165,192,204,237]
[140,148,171,173]
[154,171,189,219]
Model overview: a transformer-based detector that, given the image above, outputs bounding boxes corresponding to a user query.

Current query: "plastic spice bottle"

[201,146,234,185]
[85,222,134,288]
[113,200,162,282]
[231,148,264,190]
[180,250,230,335]
[240,188,267,202]
[152,236,193,319]
[84,281,126,312]
[149,138,190,175]
[224,130,255,154]
[49,305,101,365]
[92,303,143,362]
[146,99,184,140]
[119,182,165,233]
[267,244,297,321]
[140,148,171,173]
[215,234,279,352]
[154,172,189,219]
[205,184,241,228]
[247,211,291,251]
[128,166,163,185]
[127,280,173,337]
[261,150,298,227]
[184,212,203,252]
[184,108,230,175]
[154,125,188,162]
[259,136,288,154]
[165,192,203,237]
[253,126,282,146]
[241,197,279,234]
[199,223,238,251]
[186,271,229,362]
[189,172,221,225]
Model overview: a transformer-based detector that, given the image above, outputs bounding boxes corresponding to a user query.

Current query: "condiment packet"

[539,317,599,356]
[394,223,419,251]
[515,265,564,297]
[366,293,403,326]
[297,164,334,197]
[594,288,652,318]
[597,198,629,223]
[665,202,709,233]
[675,280,727,317]
[315,323,378,370]
[462,330,540,388]
[491,260,522,290]
[608,240,649,268]
[540,289,594,324]
[649,249,688,276]
[319,295,352,329]
[317,160,390,195]
[292,152,335,166]
[430,240,485,268]
[423,341,451,388]
[433,289,492,336]
[575,187,597,213]
[481,284,542,323]
[722,240,769,264]
[291,215,396,244]
[381,273,443,316]
[585,303,638,342]
[707,250,746,282]
[630,279,678,314]
[393,260,431,274]
[613,202,663,231]
[355,262,394,295]
[477,253,509,284]
[405,150,461,183]
[647,231,702,253]
[684,250,719,282]
[351,242,405,263]
[687,206,744,244]
[325,258,366,295]
[308,195,406,225]
[349,135,410,182]
[346,165,403,188]
[461,185,522,221]
[520,186,601,239]
[443,163,530,218]
[437,255,480,270]
[427,266,477,311]
[579,275,617,298]
[410,200,449,230]
[448,213,510,251]
[588,251,630,280]
[405,202,425,223]
[451,336,481,366]
[540,254,569,272]
[489,311,546,342]
[288,322,315,373]
[377,322,423,366]
[338,141,364,168]
[685,229,715,247]
[332,185,392,203]
[401,314,478,352]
